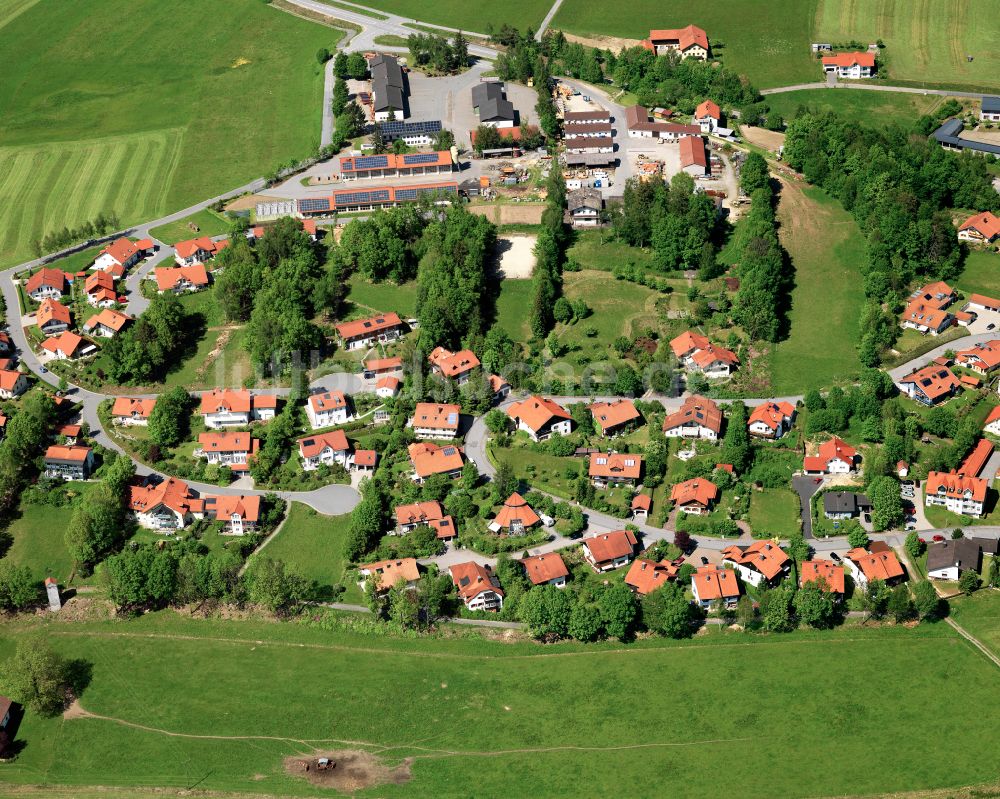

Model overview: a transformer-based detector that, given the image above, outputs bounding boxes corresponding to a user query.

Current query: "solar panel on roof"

[380,120,442,138]
[394,188,418,201]
[298,198,331,212]
[351,155,389,170]
[403,153,440,165]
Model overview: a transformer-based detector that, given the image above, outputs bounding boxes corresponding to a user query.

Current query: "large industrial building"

[339,151,454,181]
[296,182,458,215]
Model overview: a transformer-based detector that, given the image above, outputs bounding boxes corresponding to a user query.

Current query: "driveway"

[792,475,823,539]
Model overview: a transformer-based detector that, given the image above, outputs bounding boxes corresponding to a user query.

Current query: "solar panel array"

[381,119,442,138]
[402,153,440,165]
[298,198,331,213]
[333,188,391,208]
[350,155,389,170]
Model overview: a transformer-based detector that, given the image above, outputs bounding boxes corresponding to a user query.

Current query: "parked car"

[933,534,945,542]
[829,552,841,562]
[905,522,917,531]
[813,477,822,484]
[988,323,996,331]
[700,556,709,566]
[864,513,872,523]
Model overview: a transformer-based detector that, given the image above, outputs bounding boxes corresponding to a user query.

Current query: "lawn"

[565,229,655,272]
[357,0,552,32]
[0,0,340,268]
[949,588,1000,659]
[255,502,363,603]
[2,613,1000,796]
[347,275,418,318]
[955,249,1000,299]
[551,0,819,88]
[748,488,802,537]
[2,484,92,584]
[494,278,535,342]
[814,0,1000,91]
[148,209,230,245]
[558,269,661,352]
[764,88,944,128]
[769,182,866,394]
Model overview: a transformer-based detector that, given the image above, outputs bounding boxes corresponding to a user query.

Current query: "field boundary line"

[944,617,1000,670]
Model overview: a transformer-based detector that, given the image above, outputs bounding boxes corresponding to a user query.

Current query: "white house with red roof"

[506,395,572,441]
[449,562,504,612]
[298,429,351,470]
[306,390,350,429]
[581,529,638,572]
[0,369,29,400]
[111,397,156,426]
[803,436,858,475]
[334,312,404,350]
[669,330,739,377]
[821,52,876,78]
[154,264,209,294]
[691,565,739,608]
[748,401,796,438]
[24,268,66,301]
[83,309,132,338]
[174,237,224,266]
[955,340,1000,376]
[376,376,401,398]
[521,553,569,588]
[693,99,721,133]
[205,494,261,535]
[94,237,143,273]
[128,477,206,530]
[984,405,1000,436]
[925,470,988,517]
[958,211,1000,244]
[84,270,118,307]
[394,500,447,534]
[196,432,258,475]
[411,402,461,439]
[428,346,480,384]
[200,389,277,429]
[640,25,709,60]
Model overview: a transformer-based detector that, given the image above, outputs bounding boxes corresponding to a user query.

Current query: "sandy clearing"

[495,235,537,279]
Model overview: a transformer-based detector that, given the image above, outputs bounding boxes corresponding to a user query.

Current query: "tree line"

[407,31,469,74]
[529,161,567,339]
[782,111,1000,365]
[32,212,121,259]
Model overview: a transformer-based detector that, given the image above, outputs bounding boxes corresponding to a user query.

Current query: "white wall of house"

[927,564,960,581]
[306,405,349,430]
[204,410,250,429]
[301,447,350,471]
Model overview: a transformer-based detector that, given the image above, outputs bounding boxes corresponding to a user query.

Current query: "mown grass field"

[551,0,819,88]
[357,0,551,32]
[494,278,535,341]
[347,275,418,318]
[256,503,363,603]
[148,209,230,245]
[747,489,802,537]
[0,0,340,268]
[769,182,866,393]
[814,0,1000,90]
[949,589,1000,659]
[956,249,1000,299]
[764,87,943,128]
[1,613,1000,797]
[3,484,92,583]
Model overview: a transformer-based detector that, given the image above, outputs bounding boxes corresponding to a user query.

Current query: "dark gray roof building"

[822,492,870,516]
[371,54,407,115]
[982,96,1000,114]
[926,538,981,574]
[472,82,515,124]
[933,118,1000,156]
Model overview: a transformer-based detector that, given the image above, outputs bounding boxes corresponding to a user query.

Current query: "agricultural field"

[551,0,819,88]
[2,613,1000,796]
[356,0,552,32]
[769,181,866,394]
[764,88,943,128]
[255,503,364,603]
[814,0,1000,91]
[0,0,340,268]
[949,589,1000,659]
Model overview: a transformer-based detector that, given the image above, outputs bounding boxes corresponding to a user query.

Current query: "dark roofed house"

[822,491,871,520]
[567,187,603,227]
[472,82,516,128]
[981,95,1000,122]
[371,54,407,121]
[926,538,982,581]
[934,118,1000,157]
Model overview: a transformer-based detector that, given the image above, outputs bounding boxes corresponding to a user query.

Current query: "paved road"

[886,332,997,381]
[535,0,564,41]
[791,475,823,539]
[762,82,990,99]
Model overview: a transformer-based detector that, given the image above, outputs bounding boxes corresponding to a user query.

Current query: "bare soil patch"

[285,750,412,792]
[960,128,1000,146]
[741,126,786,153]
[224,193,282,212]
[469,203,545,225]
[557,30,643,54]
[495,235,537,279]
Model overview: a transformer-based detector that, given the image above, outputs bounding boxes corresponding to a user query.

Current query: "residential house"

[631,493,652,521]
[662,394,723,440]
[982,96,1000,122]
[748,401,796,438]
[844,543,905,587]
[589,399,641,437]
[581,529,638,572]
[128,477,206,530]
[200,389,277,429]
[897,461,910,478]
[691,565,739,609]
[471,82,516,128]
[36,299,71,335]
[521,553,569,588]
[428,346,480,384]
[803,436,858,474]
[821,52,876,78]
[799,559,845,596]
[956,340,1000,375]
[640,25,710,60]
[896,365,960,406]
[490,492,540,535]
[370,53,407,121]
[721,541,791,587]
[25,268,66,301]
[984,405,1000,436]
[364,356,402,376]
[900,281,956,335]
[670,478,718,515]
[625,558,679,596]
[196,431,258,474]
[958,211,1000,244]
[0,331,11,354]
[589,452,644,487]
[958,438,993,478]
[694,99,721,133]
[679,135,709,176]
[334,312,404,350]
[0,369,28,399]
[84,270,117,307]
[449,562,504,611]
[40,331,91,360]
[926,538,982,581]
[507,396,572,441]
[353,448,378,474]
[488,374,511,401]
[154,264,210,293]
[44,444,94,480]
[174,236,223,266]
[305,390,350,429]
[358,558,420,593]
[925,470,988,517]
[376,376,401,398]
[111,397,156,426]
[567,188,603,227]
[623,104,701,140]
[411,402,461,439]
[669,330,739,377]
[394,500,447,534]
[298,429,351,470]
[82,308,132,338]
[94,237,142,273]
[204,494,261,535]
[408,442,464,482]
[822,491,871,520]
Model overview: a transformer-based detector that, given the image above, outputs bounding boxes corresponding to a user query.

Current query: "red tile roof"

[670,478,718,509]
[803,436,857,472]
[111,397,157,419]
[800,559,845,594]
[412,402,460,431]
[334,312,403,341]
[821,52,876,68]
[408,442,464,478]
[748,401,795,431]
[174,236,219,260]
[958,438,993,477]
[340,150,452,172]
[845,547,904,582]
[645,25,709,51]
[589,399,641,434]
[956,340,1000,372]
[521,553,569,585]
[589,452,643,480]
[693,565,739,601]
[25,267,66,295]
[360,558,420,591]
[128,477,204,516]
[679,135,707,169]
[449,561,503,602]
[960,211,1000,241]
[210,494,261,523]
[899,365,960,403]
[721,541,790,580]
[84,308,132,333]
[625,558,679,595]
[37,299,71,328]
[695,100,720,120]
[507,395,570,433]
[583,529,638,564]
[395,500,445,526]
[297,429,349,458]
[631,493,652,511]
[926,470,988,503]
[44,444,91,463]
[155,264,209,292]
[40,331,86,358]
[428,346,480,378]
[493,492,541,530]
[662,394,723,436]
[99,237,139,266]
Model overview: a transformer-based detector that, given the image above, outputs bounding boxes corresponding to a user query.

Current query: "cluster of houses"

[669,330,740,378]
